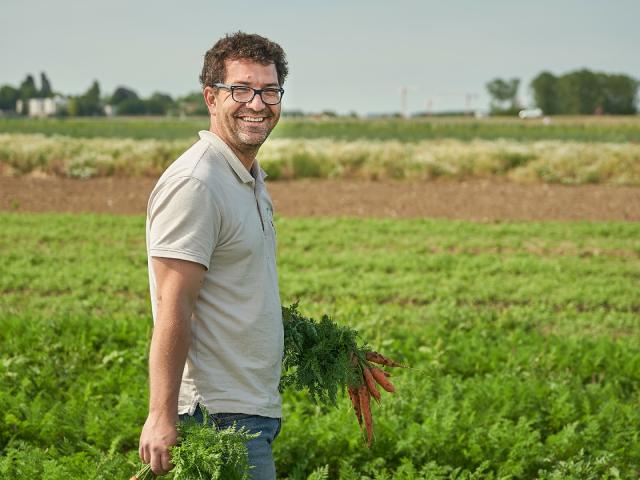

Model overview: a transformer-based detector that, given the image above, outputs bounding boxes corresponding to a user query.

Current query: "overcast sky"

[1,0,638,115]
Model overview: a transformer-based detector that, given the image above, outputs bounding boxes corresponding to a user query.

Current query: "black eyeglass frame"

[213,83,285,105]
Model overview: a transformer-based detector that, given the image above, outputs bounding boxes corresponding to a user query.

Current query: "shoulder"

[188,140,230,190]
[152,140,228,198]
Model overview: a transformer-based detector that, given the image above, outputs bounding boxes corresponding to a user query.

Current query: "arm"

[139,257,205,475]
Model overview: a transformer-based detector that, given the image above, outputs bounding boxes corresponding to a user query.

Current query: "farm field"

[2,115,639,186]
[1,213,639,479]
[2,133,640,185]
[2,115,640,142]
[1,115,639,478]
[1,176,639,221]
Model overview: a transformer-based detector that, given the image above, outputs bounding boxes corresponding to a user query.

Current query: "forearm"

[148,299,192,420]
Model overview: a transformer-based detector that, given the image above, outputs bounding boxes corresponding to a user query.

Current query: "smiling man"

[139,32,288,480]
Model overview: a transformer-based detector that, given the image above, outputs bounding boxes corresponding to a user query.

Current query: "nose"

[246,92,266,110]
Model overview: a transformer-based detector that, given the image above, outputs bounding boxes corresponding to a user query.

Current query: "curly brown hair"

[200,31,289,88]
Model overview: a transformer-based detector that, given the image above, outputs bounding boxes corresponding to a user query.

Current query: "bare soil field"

[1,176,638,221]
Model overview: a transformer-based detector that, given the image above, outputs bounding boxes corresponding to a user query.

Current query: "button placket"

[252,182,265,233]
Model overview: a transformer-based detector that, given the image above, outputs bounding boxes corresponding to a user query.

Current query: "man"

[139,32,288,480]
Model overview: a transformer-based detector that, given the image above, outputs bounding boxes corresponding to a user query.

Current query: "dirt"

[1,176,639,221]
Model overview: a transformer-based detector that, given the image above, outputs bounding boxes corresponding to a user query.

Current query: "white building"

[16,96,67,117]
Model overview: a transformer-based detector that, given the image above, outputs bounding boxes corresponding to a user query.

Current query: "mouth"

[237,116,269,124]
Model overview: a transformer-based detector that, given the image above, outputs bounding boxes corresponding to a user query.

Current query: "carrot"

[370,366,396,393]
[365,351,406,368]
[362,367,381,403]
[348,386,363,427]
[358,384,374,447]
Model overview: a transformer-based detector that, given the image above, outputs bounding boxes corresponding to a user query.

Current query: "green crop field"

[1,213,639,479]
[2,116,640,142]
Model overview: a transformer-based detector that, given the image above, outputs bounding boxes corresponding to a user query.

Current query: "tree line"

[2,69,638,117]
[0,73,208,116]
[487,68,639,115]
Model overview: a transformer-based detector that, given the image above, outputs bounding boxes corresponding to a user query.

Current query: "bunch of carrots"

[348,350,405,447]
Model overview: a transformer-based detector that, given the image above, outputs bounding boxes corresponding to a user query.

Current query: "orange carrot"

[362,367,381,403]
[358,384,374,447]
[370,366,396,393]
[365,351,405,368]
[348,386,363,427]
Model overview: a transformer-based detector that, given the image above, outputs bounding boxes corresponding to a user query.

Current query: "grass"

[2,115,640,142]
[2,134,639,185]
[1,212,639,478]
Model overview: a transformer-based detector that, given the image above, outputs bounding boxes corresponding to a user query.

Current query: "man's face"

[208,59,281,151]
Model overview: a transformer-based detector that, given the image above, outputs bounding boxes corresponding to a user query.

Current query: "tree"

[600,74,638,114]
[116,98,148,115]
[530,68,638,115]
[77,80,103,116]
[0,85,20,111]
[19,75,38,99]
[66,97,79,117]
[17,75,38,115]
[557,69,602,114]
[486,77,520,114]
[114,93,175,116]
[39,72,53,98]
[110,86,139,105]
[84,80,100,103]
[530,71,559,115]
[147,92,175,114]
[178,91,209,116]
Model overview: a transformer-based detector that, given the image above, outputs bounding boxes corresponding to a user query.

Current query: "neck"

[209,125,259,172]
[228,144,259,172]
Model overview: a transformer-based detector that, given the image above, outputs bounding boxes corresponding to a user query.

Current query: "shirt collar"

[198,130,267,185]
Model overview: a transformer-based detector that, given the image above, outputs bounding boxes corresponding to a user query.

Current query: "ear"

[203,87,217,116]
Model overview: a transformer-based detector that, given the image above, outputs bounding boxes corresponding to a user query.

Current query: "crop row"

[2,116,640,142]
[2,134,639,185]
[1,213,639,478]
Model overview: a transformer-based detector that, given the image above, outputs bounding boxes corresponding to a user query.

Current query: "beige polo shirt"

[146,130,283,418]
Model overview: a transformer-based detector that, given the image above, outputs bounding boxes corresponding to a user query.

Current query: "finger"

[161,450,173,473]
[140,443,150,465]
[151,449,168,475]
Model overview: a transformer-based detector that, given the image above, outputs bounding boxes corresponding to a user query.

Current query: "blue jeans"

[178,404,281,480]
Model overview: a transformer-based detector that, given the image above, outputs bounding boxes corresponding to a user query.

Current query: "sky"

[1,0,639,115]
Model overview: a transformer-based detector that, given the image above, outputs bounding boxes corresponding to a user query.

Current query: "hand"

[139,413,178,475]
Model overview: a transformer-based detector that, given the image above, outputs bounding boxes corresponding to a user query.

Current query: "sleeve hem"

[149,249,210,270]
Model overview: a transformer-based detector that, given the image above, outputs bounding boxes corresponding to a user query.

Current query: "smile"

[238,117,267,123]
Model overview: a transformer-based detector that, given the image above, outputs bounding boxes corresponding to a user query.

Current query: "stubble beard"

[234,125,270,147]
[231,108,278,148]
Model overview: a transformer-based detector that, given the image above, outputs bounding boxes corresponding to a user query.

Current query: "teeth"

[240,117,265,123]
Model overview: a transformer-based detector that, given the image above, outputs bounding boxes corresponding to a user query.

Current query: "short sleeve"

[147,177,220,270]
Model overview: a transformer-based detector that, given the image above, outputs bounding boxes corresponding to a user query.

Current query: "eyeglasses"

[213,83,284,105]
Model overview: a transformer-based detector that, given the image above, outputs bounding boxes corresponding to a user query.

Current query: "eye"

[262,89,280,100]
[230,86,253,102]
[232,86,251,93]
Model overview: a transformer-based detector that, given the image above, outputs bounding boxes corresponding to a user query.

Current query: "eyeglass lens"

[232,87,282,105]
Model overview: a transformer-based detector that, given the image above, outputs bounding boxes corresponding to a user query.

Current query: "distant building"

[16,96,67,117]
